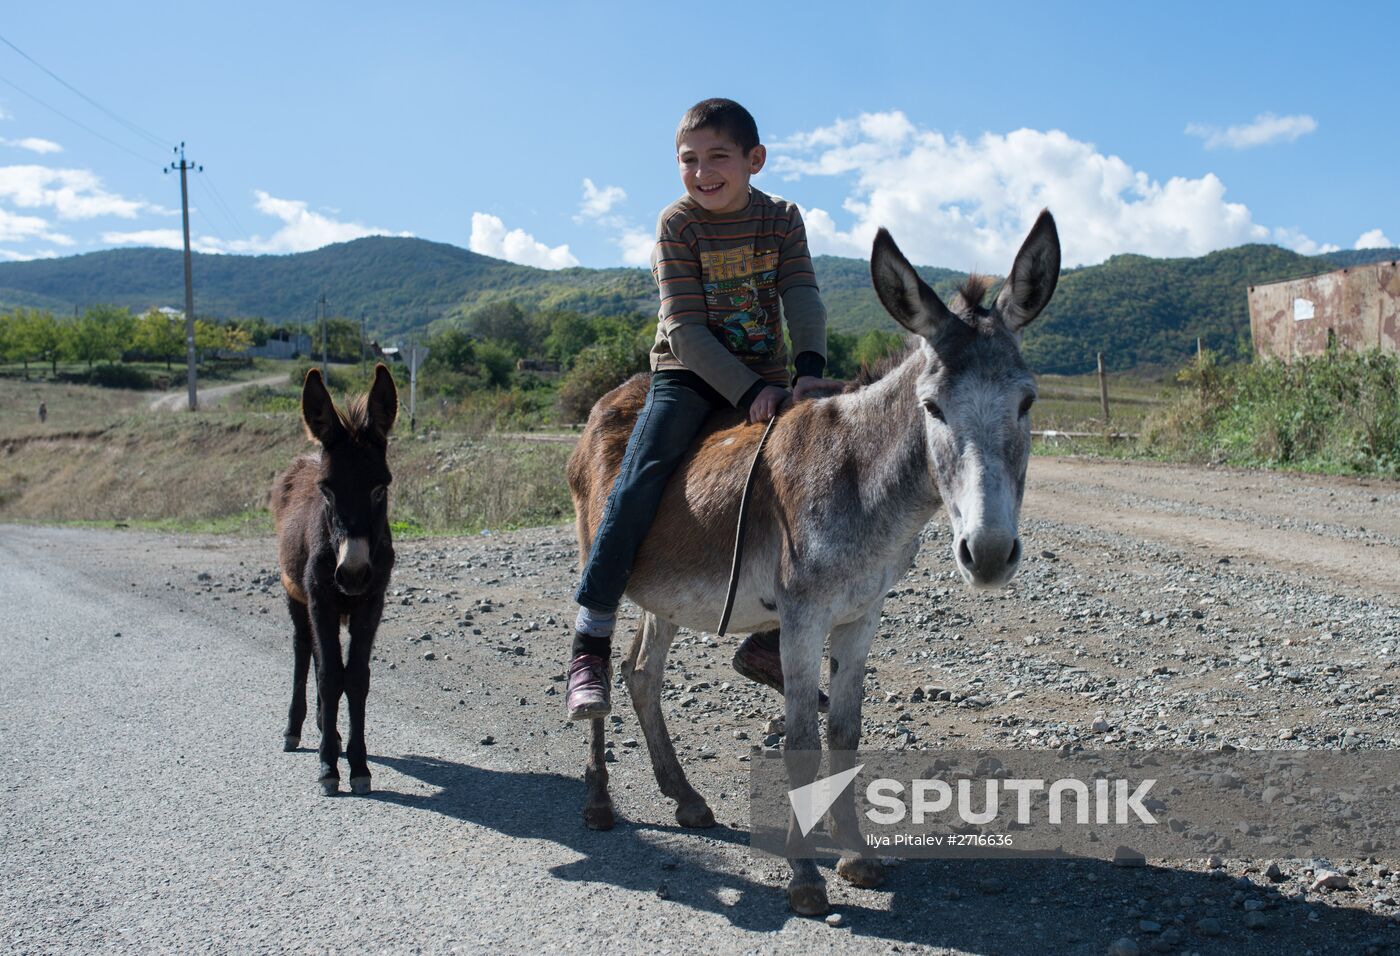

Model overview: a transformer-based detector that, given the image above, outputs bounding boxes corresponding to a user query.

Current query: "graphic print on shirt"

[700,243,780,359]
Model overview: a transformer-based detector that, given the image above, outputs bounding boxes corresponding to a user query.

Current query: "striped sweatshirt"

[649,188,827,406]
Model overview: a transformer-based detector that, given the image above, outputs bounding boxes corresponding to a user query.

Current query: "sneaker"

[567,652,611,720]
[732,635,830,713]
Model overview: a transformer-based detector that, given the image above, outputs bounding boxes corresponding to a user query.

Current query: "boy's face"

[677,127,766,215]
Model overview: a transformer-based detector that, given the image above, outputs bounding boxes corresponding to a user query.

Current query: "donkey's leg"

[778,604,833,915]
[826,604,886,889]
[343,598,383,796]
[283,597,313,751]
[307,597,346,796]
[623,612,713,828]
[583,715,614,830]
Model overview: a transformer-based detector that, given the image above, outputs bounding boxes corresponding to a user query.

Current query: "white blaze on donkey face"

[923,366,1035,589]
[337,536,370,572]
[335,536,372,593]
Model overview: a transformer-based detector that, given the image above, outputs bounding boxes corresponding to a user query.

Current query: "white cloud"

[1355,228,1395,250]
[574,178,653,266]
[0,164,149,218]
[98,191,411,255]
[0,137,62,155]
[469,211,578,269]
[100,228,224,254]
[770,111,1338,269]
[0,205,71,245]
[0,247,60,261]
[219,190,411,254]
[1185,113,1317,150]
[578,178,627,221]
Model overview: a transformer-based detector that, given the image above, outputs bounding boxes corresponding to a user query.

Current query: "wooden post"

[1097,351,1110,423]
[1197,337,1203,364]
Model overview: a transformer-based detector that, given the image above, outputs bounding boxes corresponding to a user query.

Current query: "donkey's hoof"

[786,879,830,916]
[836,855,886,888]
[349,776,372,795]
[675,800,716,829]
[282,734,300,752]
[583,802,615,830]
[319,779,339,797]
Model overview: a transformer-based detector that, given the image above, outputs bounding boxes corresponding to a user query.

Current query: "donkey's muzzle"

[955,531,1022,589]
[335,536,373,595]
[335,563,372,595]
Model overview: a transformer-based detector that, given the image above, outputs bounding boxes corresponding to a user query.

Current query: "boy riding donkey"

[567,98,836,719]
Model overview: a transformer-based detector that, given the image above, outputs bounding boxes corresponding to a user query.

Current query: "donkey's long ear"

[366,363,398,441]
[871,228,957,339]
[995,209,1060,332]
[301,368,345,446]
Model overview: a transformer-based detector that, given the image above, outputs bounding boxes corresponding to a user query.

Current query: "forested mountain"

[0,235,1394,374]
[0,238,653,338]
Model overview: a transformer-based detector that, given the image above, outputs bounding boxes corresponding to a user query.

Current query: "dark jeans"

[574,371,728,614]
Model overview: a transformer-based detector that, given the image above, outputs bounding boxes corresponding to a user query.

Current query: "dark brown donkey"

[272,365,398,796]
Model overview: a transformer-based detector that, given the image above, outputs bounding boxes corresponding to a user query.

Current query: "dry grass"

[0,402,574,536]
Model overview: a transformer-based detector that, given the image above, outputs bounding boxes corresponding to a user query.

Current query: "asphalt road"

[0,526,886,953]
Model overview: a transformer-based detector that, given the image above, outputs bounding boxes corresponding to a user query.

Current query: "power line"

[199,172,250,242]
[0,70,161,167]
[0,32,170,150]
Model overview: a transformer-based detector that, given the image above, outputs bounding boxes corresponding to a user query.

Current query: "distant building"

[247,332,312,360]
[1248,261,1400,361]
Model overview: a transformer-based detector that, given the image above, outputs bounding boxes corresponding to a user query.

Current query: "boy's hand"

[748,385,789,424]
[793,376,842,402]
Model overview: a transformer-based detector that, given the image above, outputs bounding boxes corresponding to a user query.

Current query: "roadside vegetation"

[1141,348,1400,477]
[2,297,1395,537]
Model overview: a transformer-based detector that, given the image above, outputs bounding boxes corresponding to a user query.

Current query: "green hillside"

[0,236,1394,374]
[0,237,653,338]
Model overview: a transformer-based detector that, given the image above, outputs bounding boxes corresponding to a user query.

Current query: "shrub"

[555,336,647,423]
[1140,349,1400,476]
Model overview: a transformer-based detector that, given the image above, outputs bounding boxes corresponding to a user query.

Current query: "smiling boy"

[567,97,834,719]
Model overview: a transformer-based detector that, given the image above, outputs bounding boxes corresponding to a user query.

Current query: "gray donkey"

[566,211,1060,915]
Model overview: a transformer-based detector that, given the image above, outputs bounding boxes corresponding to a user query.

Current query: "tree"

[542,311,595,368]
[194,319,225,356]
[66,305,131,369]
[820,330,854,379]
[474,340,517,389]
[464,301,533,357]
[13,309,63,375]
[222,324,253,353]
[853,328,907,370]
[555,334,647,422]
[425,327,477,374]
[132,309,184,368]
[0,312,15,367]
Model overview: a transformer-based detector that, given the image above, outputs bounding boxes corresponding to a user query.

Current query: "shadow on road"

[371,754,1397,954]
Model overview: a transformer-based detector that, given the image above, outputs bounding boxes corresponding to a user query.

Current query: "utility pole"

[1096,351,1110,423]
[319,292,328,368]
[359,310,367,377]
[165,143,201,412]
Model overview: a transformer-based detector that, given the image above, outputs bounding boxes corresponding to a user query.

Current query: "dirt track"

[5,455,1400,953]
[146,373,285,411]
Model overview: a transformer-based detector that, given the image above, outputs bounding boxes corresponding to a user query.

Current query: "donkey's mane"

[954,274,991,312]
[335,392,381,443]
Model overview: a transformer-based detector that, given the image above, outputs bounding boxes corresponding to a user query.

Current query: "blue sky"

[0,1,1395,273]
